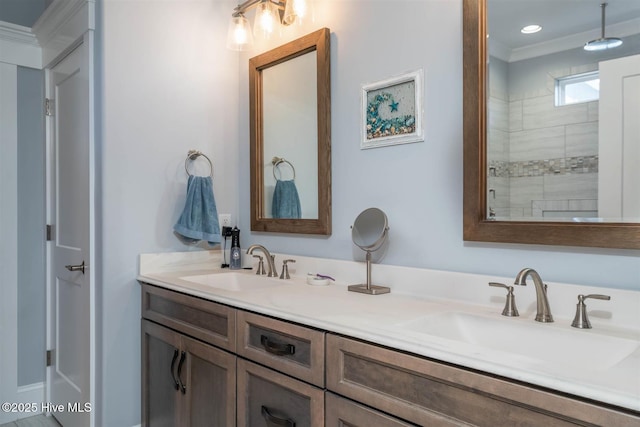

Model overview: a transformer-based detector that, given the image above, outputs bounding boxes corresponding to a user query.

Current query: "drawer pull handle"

[177,351,187,394]
[260,335,295,356]
[261,405,296,427]
[170,349,180,391]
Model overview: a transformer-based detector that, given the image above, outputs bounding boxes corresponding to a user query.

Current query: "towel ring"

[185,150,213,177]
[272,156,296,181]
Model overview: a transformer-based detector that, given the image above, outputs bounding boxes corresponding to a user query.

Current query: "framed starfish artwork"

[360,69,424,149]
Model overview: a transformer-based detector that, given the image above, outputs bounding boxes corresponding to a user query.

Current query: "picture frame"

[361,69,424,149]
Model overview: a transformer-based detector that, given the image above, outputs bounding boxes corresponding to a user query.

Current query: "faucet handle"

[280,259,296,280]
[489,282,519,317]
[252,255,266,275]
[571,294,611,329]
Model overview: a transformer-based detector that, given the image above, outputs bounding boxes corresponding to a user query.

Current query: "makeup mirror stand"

[348,207,391,295]
[348,250,390,295]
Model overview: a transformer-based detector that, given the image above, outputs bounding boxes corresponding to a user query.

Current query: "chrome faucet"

[514,268,554,323]
[246,245,277,277]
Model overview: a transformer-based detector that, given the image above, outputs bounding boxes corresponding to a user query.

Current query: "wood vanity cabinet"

[141,284,237,427]
[325,334,640,427]
[141,283,326,426]
[142,320,236,427]
[141,283,639,427]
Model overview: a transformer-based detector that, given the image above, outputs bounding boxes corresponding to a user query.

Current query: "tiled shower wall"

[488,57,599,219]
[487,57,510,218]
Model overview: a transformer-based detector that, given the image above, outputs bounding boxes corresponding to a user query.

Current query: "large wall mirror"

[463,0,640,249]
[250,28,331,235]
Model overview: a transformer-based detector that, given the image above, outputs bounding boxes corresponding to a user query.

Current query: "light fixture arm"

[232,0,286,17]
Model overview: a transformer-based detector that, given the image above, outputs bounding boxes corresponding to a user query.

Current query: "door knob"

[65,261,86,274]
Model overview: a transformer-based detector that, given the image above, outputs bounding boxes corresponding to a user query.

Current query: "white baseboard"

[0,382,46,423]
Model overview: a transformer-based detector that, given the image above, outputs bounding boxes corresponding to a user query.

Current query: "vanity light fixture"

[584,3,623,51]
[520,24,542,34]
[253,0,279,39]
[226,0,309,51]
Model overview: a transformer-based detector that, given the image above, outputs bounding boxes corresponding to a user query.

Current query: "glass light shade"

[253,0,279,39]
[226,14,254,51]
[283,0,308,25]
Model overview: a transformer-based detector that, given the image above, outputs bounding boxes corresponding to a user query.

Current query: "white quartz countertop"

[138,251,640,413]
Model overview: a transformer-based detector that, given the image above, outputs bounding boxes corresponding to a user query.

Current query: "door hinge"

[46,350,54,367]
[46,224,54,241]
[45,98,54,116]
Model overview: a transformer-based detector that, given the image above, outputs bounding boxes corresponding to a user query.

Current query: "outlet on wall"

[219,214,232,227]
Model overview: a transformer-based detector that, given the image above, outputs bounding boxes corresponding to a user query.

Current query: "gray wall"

[17,66,45,387]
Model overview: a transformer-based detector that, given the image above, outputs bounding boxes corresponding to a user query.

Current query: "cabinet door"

[326,393,417,427]
[181,334,236,427]
[237,359,324,427]
[142,320,181,427]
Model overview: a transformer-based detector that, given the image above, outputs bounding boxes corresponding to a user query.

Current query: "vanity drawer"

[237,358,324,427]
[326,334,639,427]
[236,310,325,387]
[326,392,417,427]
[141,283,236,352]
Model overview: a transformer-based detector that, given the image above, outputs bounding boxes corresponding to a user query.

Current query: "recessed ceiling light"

[521,25,542,34]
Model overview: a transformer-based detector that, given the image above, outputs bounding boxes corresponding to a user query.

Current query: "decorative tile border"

[488,156,598,178]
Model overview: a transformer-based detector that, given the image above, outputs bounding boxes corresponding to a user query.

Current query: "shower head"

[584,3,623,51]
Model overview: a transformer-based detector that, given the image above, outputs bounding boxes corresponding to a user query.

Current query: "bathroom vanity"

[139,251,640,426]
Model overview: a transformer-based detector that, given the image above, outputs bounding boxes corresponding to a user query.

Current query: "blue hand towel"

[272,180,301,219]
[174,175,221,244]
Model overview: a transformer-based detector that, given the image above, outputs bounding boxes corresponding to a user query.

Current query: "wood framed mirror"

[463,0,640,249]
[250,28,331,235]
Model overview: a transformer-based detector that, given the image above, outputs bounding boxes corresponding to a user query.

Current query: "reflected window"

[555,71,599,106]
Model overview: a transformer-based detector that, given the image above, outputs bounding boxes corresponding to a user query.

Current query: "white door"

[47,38,94,427]
[598,54,640,221]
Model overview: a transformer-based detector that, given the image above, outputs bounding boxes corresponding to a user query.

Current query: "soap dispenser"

[229,227,241,270]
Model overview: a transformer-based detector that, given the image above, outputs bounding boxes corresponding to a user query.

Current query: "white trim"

[33,0,95,67]
[0,21,42,68]
[0,21,39,46]
[16,382,46,414]
[40,1,96,425]
[86,29,97,427]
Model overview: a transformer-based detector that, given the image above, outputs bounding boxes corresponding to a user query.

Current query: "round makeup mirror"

[352,208,388,251]
[349,208,390,295]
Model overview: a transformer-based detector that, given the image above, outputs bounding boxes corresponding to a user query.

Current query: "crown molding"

[0,21,39,46]
[496,17,640,63]
[32,0,94,67]
[0,21,42,68]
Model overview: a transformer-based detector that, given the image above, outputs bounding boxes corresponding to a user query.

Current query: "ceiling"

[0,0,51,27]
[488,0,640,51]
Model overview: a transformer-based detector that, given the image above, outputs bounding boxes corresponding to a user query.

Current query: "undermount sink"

[179,272,284,292]
[398,312,639,370]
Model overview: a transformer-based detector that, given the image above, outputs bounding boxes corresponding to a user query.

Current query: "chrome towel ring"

[272,156,296,181]
[185,150,213,177]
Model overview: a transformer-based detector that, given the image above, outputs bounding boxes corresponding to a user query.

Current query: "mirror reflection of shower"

[349,208,391,295]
